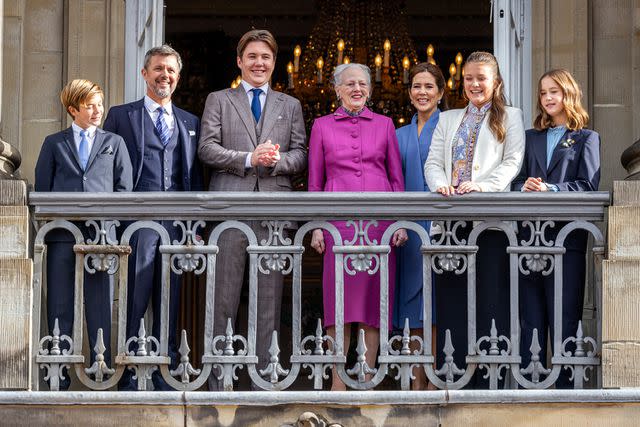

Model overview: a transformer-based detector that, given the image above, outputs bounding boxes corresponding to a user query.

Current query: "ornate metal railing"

[29,192,609,391]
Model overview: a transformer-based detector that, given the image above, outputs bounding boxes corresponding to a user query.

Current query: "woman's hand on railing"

[436,185,456,196]
[456,181,482,194]
[392,228,408,247]
[311,229,325,254]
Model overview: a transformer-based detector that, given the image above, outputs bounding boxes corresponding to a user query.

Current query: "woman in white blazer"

[423,51,525,388]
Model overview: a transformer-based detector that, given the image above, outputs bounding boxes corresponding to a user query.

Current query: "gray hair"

[333,63,372,87]
[144,45,183,72]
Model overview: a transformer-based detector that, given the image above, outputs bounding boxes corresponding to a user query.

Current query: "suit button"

[474,165,480,171]
[82,177,87,181]
[351,118,358,124]
[352,145,358,149]
[351,133,358,138]
[355,171,362,177]
[354,157,360,162]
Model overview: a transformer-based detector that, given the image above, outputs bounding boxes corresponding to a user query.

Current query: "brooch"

[561,138,576,148]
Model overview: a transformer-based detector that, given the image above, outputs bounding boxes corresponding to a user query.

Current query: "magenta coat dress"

[308,107,405,328]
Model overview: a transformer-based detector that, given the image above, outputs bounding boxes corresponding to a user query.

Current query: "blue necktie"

[155,106,171,145]
[78,129,89,170]
[250,88,263,123]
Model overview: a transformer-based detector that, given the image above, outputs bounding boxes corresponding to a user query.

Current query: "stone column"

[602,180,640,387]
[0,177,30,390]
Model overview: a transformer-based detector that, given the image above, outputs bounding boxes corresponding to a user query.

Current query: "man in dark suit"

[198,29,307,390]
[103,45,202,390]
[35,79,133,389]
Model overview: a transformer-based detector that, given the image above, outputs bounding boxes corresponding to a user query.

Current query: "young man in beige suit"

[198,29,307,390]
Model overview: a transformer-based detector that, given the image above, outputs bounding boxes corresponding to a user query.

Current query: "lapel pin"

[189,130,196,136]
[561,138,576,148]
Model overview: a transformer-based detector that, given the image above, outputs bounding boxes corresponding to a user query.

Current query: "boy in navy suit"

[35,79,133,389]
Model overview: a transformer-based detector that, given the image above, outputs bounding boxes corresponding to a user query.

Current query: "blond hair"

[60,79,103,118]
[534,69,589,131]
[464,51,507,143]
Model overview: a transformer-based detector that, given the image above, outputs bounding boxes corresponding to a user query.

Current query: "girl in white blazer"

[423,52,525,389]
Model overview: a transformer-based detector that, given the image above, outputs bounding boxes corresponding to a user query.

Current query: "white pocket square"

[189,130,196,136]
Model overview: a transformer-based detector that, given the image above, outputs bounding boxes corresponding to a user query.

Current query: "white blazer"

[424,105,525,192]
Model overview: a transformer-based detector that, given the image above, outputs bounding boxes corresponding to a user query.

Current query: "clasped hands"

[310,228,408,254]
[251,140,280,167]
[521,177,549,192]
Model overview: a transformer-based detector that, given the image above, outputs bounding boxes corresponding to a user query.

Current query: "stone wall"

[1,0,125,184]
[602,180,640,387]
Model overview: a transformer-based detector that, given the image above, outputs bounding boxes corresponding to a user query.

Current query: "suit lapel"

[174,108,192,184]
[62,127,83,171]
[547,129,572,174]
[259,90,285,143]
[127,100,146,183]
[85,129,105,171]
[227,86,258,146]
[532,130,548,176]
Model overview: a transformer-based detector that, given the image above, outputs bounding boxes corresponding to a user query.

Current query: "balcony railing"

[28,192,609,391]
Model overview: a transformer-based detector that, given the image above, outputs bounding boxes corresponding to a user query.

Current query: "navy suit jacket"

[512,127,600,249]
[103,98,203,191]
[35,127,133,192]
[512,128,600,192]
[35,127,133,242]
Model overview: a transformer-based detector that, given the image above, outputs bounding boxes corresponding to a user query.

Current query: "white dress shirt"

[71,122,97,154]
[144,95,175,134]
[240,80,270,168]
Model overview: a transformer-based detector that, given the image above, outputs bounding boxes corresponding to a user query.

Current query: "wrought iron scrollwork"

[343,220,381,275]
[170,220,206,274]
[430,220,468,274]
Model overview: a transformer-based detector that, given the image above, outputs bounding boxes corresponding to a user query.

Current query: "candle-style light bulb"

[293,45,302,72]
[316,57,324,84]
[383,39,391,67]
[449,63,456,78]
[374,54,383,82]
[428,57,436,65]
[402,56,411,84]
[455,52,463,79]
[337,39,345,64]
[447,77,454,90]
[287,62,294,89]
[343,56,350,64]
[426,44,435,59]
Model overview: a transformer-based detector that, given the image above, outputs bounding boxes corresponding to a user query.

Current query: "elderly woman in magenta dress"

[308,63,407,390]
[394,62,447,390]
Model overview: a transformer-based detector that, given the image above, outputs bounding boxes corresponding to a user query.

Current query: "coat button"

[355,171,362,177]
[351,118,358,124]
[352,144,358,149]
[353,157,360,162]
[351,133,358,138]
[474,165,480,171]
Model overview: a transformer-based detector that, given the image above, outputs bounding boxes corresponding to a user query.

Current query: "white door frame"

[124,0,165,103]
[493,0,533,127]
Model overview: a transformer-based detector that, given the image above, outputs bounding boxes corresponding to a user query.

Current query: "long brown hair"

[409,62,448,111]
[534,68,589,131]
[464,51,507,143]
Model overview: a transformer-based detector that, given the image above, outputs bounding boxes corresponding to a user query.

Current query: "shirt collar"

[71,122,97,137]
[241,80,269,95]
[144,95,173,116]
[333,106,374,120]
[468,102,492,115]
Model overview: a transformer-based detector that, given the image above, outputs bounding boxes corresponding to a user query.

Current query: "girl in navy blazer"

[512,69,600,388]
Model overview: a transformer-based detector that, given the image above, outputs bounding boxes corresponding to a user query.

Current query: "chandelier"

[280,0,419,128]
[230,1,469,127]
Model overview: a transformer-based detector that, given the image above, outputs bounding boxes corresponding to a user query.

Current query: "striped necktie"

[155,106,171,145]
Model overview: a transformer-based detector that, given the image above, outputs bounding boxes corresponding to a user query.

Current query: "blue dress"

[393,110,440,329]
